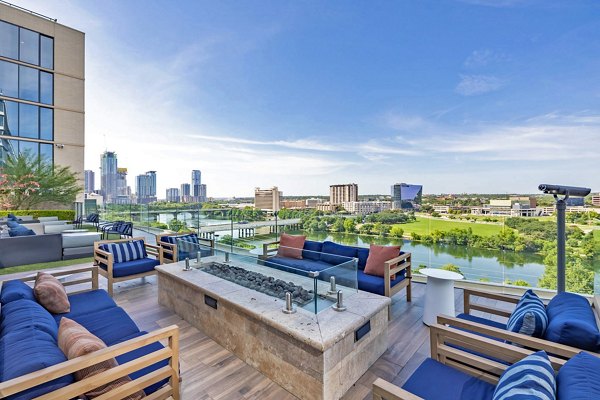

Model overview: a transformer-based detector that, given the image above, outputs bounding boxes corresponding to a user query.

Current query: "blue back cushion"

[506,290,548,338]
[7,213,17,221]
[320,241,357,265]
[544,292,600,352]
[162,235,177,244]
[0,299,59,340]
[6,220,19,228]
[8,226,35,237]
[0,280,35,305]
[557,352,600,400]
[492,351,556,400]
[99,240,147,263]
[177,233,199,254]
[302,240,322,261]
[356,247,369,270]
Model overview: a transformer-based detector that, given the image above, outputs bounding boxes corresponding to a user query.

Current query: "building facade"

[592,195,600,207]
[191,169,201,201]
[100,151,118,203]
[391,183,423,209]
[198,183,207,202]
[84,169,94,193]
[166,188,180,203]
[114,167,130,204]
[330,184,358,205]
[342,201,392,215]
[180,183,191,203]
[281,200,307,209]
[0,4,85,197]
[136,171,157,204]
[254,186,282,211]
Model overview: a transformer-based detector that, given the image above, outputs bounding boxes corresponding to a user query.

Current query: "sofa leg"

[406,281,412,302]
[107,278,114,297]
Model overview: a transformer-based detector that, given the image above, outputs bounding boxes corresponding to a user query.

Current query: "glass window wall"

[0,60,18,98]
[40,71,53,104]
[19,103,39,139]
[39,107,53,140]
[18,27,39,65]
[18,65,39,102]
[0,21,19,60]
[40,35,54,69]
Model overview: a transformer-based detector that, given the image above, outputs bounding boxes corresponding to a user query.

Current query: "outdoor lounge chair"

[156,232,214,263]
[437,288,600,359]
[93,237,163,296]
[372,323,600,400]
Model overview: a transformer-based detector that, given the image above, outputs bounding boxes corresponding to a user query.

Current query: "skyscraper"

[191,169,201,201]
[84,170,95,194]
[255,187,282,211]
[391,183,423,209]
[180,183,191,203]
[136,171,157,204]
[100,151,118,203]
[330,184,358,205]
[166,188,180,203]
[199,184,207,202]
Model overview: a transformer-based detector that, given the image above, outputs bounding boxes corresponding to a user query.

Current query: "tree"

[331,218,345,232]
[538,260,595,295]
[0,153,80,209]
[389,225,404,238]
[343,218,356,233]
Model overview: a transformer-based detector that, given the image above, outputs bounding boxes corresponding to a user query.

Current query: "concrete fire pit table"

[156,257,390,400]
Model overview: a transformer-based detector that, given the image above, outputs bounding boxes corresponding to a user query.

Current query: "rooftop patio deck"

[1,264,512,400]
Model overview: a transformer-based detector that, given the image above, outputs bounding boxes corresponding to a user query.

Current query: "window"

[4,100,18,136]
[18,139,38,159]
[0,21,18,60]
[40,36,54,69]
[40,107,53,140]
[40,142,52,162]
[0,60,18,98]
[19,28,39,65]
[18,65,39,102]
[40,71,53,104]
[19,103,38,139]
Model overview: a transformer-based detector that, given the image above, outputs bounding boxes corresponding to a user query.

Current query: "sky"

[10,0,600,197]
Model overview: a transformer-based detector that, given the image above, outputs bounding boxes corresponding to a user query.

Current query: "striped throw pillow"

[507,290,548,338]
[34,272,70,314]
[493,351,556,400]
[177,233,199,253]
[58,318,145,399]
[100,240,147,263]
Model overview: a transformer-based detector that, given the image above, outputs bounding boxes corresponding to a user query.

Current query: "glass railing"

[92,203,599,296]
[174,240,358,314]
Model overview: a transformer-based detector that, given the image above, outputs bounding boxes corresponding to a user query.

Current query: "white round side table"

[420,268,464,326]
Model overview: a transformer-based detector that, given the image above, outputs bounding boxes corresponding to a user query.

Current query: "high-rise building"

[192,169,201,201]
[180,183,191,203]
[391,183,423,209]
[136,171,157,204]
[0,4,85,197]
[330,184,358,205]
[114,167,131,204]
[199,184,207,202]
[166,188,180,203]
[84,170,95,194]
[100,151,118,203]
[254,187,282,211]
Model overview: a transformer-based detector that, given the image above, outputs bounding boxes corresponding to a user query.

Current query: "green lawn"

[398,216,506,237]
[0,257,93,276]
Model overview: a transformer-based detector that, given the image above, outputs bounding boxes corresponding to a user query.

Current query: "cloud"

[464,49,507,68]
[455,74,506,96]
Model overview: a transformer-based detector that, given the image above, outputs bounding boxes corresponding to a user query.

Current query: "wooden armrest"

[19,266,98,283]
[463,288,520,316]
[464,288,520,304]
[144,243,160,251]
[94,248,111,259]
[262,241,280,256]
[373,378,423,400]
[436,315,585,360]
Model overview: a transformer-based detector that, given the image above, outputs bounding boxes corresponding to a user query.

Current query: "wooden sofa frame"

[372,323,576,400]
[434,288,600,361]
[262,240,412,319]
[155,232,214,263]
[0,266,180,400]
[94,237,163,296]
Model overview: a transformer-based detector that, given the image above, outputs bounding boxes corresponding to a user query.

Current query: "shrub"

[0,209,75,220]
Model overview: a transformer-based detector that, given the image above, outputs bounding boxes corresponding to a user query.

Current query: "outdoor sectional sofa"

[262,239,411,317]
[0,266,180,399]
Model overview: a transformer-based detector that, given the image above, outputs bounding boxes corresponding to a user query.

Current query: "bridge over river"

[197,218,302,238]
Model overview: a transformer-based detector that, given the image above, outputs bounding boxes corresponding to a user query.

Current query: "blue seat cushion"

[357,270,406,296]
[0,330,74,400]
[114,331,170,395]
[0,280,35,305]
[52,289,117,323]
[492,351,555,400]
[506,289,548,338]
[100,258,160,278]
[61,306,141,346]
[356,247,369,270]
[456,313,508,331]
[8,226,35,236]
[302,240,322,261]
[320,241,357,265]
[403,358,495,400]
[6,220,19,228]
[99,240,147,263]
[557,351,600,400]
[0,299,58,340]
[265,256,333,275]
[544,292,600,352]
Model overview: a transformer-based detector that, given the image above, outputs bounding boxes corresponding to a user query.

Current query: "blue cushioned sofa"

[0,266,180,399]
[372,322,598,400]
[437,288,600,361]
[156,232,214,263]
[94,237,163,296]
[261,239,412,318]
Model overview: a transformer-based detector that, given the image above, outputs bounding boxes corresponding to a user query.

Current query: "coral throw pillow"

[34,272,70,314]
[277,233,306,259]
[364,244,401,278]
[58,318,145,399]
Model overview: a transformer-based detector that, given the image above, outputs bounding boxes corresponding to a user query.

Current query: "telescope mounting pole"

[554,193,568,293]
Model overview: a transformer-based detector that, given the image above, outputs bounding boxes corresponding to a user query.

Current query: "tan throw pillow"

[34,272,70,313]
[277,233,306,259]
[58,318,145,399]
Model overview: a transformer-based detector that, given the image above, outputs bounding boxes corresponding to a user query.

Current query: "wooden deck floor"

[2,265,511,400]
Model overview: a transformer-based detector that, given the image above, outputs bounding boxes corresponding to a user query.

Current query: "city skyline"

[10,0,600,197]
